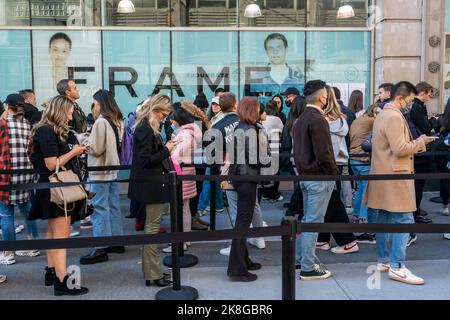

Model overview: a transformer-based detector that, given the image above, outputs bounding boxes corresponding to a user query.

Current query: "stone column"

[374,0,422,100]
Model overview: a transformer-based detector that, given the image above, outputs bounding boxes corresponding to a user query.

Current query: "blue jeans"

[90,182,124,248]
[198,168,224,211]
[296,181,335,272]
[374,210,414,268]
[225,190,264,228]
[350,160,371,220]
[0,201,38,241]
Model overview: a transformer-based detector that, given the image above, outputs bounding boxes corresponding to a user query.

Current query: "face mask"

[171,124,178,132]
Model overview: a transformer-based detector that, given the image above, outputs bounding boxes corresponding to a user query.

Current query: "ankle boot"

[45,267,57,286]
[54,275,89,296]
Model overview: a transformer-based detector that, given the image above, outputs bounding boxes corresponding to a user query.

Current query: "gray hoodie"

[328,118,349,165]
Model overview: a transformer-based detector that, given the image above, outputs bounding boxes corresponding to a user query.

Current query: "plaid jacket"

[0,117,34,205]
[0,119,12,205]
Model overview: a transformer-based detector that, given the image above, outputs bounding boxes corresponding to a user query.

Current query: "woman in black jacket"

[128,94,177,287]
[227,97,270,282]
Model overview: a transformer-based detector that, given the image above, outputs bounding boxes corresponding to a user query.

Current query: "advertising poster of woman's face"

[32,30,102,113]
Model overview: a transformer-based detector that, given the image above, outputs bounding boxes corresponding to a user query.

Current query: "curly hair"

[180,100,210,130]
[31,95,73,142]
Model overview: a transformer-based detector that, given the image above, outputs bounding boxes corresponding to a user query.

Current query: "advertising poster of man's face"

[240,32,306,113]
[32,30,102,113]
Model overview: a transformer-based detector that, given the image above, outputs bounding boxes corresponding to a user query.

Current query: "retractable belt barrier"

[2,156,450,299]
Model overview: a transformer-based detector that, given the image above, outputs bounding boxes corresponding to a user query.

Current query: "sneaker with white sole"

[377,263,390,273]
[440,208,450,216]
[316,242,331,250]
[15,250,40,257]
[162,244,187,253]
[444,233,450,240]
[248,238,266,249]
[15,224,24,234]
[219,245,231,256]
[407,233,418,247]
[388,267,424,285]
[0,253,16,265]
[262,221,268,227]
[0,275,6,284]
[70,226,80,238]
[331,241,359,254]
[299,265,331,280]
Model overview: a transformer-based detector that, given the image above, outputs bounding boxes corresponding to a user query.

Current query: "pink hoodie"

[171,123,202,200]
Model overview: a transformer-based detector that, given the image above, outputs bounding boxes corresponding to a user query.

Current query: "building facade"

[0,0,448,116]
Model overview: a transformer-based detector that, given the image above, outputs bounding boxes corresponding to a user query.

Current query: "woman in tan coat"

[364,81,436,285]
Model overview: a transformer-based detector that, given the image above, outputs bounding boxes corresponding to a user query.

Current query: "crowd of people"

[0,76,450,295]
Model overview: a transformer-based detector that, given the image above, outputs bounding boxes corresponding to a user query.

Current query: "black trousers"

[437,158,450,206]
[227,181,257,276]
[189,167,206,217]
[414,162,431,216]
[317,184,356,246]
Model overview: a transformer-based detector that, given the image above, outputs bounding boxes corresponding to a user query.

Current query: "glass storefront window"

[171,31,239,103]
[239,0,306,27]
[0,30,33,100]
[306,0,370,28]
[446,0,450,32]
[103,30,170,116]
[306,31,371,107]
[0,0,32,26]
[105,0,169,26]
[0,0,101,26]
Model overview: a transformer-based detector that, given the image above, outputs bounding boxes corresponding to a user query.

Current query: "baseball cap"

[211,96,220,105]
[4,93,24,107]
[304,80,326,97]
[281,87,300,96]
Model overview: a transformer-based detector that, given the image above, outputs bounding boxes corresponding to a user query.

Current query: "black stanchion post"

[163,173,199,269]
[157,172,198,300]
[281,216,296,301]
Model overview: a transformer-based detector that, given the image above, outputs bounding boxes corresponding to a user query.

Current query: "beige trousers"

[143,203,164,281]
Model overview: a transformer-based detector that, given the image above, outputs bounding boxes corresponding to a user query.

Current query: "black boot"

[45,267,57,286]
[54,275,89,296]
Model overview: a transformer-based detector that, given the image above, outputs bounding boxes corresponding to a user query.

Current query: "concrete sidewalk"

[1,191,450,300]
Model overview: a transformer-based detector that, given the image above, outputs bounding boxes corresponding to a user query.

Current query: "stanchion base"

[430,196,443,204]
[163,254,199,268]
[156,285,199,300]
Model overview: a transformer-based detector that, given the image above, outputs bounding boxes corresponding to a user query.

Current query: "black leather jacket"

[229,122,270,177]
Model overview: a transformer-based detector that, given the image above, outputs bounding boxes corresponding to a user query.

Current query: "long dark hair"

[93,89,123,127]
[286,95,306,135]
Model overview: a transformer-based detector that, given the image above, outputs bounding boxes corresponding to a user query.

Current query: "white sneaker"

[248,238,266,249]
[262,221,268,227]
[162,244,187,253]
[15,250,40,257]
[15,224,24,234]
[330,241,359,254]
[219,245,231,256]
[389,267,424,285]
[70,226,80,237]
[441,208,450,216]
[377,263,390,273]
[444,233,450,240]
[0,275,6,284]
[0,253,16,265]
[316,242,331,250]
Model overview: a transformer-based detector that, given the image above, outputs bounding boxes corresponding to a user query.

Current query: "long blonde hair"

[31,95,74,141]
[134,94,172,134]
[323,85,345,121]
[180,100,210,130]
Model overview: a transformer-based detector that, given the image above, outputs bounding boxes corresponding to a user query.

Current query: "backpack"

[119,113,135,165]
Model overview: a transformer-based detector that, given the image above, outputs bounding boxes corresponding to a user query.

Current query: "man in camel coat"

[364,81,437,285]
